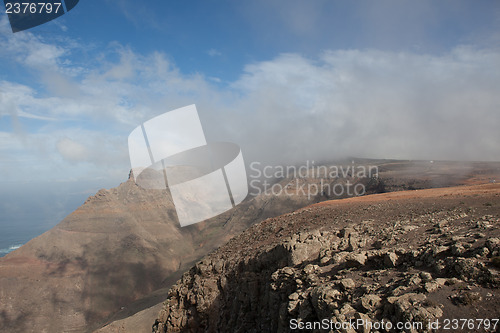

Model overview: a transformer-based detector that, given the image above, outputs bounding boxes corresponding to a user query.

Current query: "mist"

[200,48,500,168]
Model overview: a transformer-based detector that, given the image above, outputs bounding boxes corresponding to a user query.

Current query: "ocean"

[0,244,22,256]
[0,218,57,257]
[0,179,117,257]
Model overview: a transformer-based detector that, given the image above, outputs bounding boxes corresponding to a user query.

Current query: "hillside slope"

[154,184,500,332]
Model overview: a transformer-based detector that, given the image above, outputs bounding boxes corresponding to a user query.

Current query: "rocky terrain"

[154,184,500,332]
[1,160,499,332]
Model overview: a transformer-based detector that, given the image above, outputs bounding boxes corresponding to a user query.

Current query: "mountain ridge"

[1,160,499,332]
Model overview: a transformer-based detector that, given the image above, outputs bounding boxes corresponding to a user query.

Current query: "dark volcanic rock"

[153,184,500,333]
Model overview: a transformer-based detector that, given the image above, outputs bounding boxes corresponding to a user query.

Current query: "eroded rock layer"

[155,184,500,333]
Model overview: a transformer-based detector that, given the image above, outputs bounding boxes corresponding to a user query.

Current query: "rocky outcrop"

[154,184,500,332]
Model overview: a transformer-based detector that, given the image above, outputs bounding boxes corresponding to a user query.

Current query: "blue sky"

[0,0,500,246]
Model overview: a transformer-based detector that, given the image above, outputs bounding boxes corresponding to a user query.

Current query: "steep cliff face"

[154,184,500,332]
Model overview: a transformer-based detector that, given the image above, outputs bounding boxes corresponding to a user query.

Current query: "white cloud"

[0,81,58,121]
[1,18,500,185]
[109,0,162,30]
[224,47,500,164]
[207,49,222,57]
[56,138,90,163]
[0,18,69,72]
